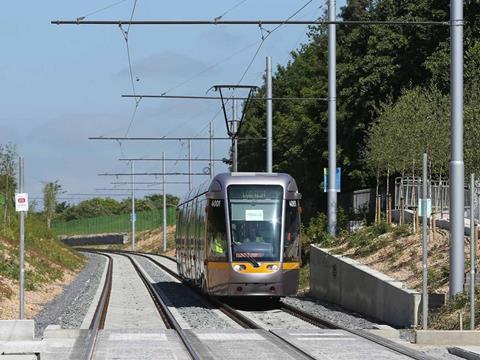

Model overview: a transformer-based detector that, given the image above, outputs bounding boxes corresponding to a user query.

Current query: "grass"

[305,218,480,330]
[429,290,480,330]
[52,208,176,236]
[0,214,85,298]
[299,263,310,290]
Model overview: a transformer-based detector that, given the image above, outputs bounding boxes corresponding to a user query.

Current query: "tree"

[43,181,62,228]
[364,87,450,180]
[0,143,17,231]
[237,0,480,218]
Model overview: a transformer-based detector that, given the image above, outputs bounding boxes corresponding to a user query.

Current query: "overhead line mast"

[53,3,463,296]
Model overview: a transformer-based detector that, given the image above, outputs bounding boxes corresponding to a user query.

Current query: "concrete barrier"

[309,245,421,328]
[416,330,480,346]
[0,320,34,341]
[59,233,128,246]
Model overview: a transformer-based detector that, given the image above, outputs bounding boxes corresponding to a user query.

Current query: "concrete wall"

[309,245,421,328]
[60,233,128,246]
[391,209,415,224]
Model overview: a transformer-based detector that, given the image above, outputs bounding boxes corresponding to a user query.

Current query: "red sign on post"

[15,193,29,212]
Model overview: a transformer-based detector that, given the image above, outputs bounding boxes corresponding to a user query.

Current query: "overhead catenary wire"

[98,172,209,176]
[120,0,141,138]
[235,0,314,85]
[52,20,452,26]
[75,0,129,21]
[122,94,327,101]
[89,136,266,140]
[214,0,249,22]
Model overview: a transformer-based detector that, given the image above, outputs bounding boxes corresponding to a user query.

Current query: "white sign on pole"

[15,193,29,212]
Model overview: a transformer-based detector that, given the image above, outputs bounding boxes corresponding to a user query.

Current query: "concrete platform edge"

[0,320,35,341]
[416,330,480,346]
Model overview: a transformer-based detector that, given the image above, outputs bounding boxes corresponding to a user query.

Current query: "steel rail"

[136,251,435,360]
[80,251,113,360]
[119,252,202,360]
[80,249,433,360]
[86,249,315,359]
[130,251,316,360]
[280,303,435,360]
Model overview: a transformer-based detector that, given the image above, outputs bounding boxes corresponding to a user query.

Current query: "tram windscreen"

[228,185,283,262]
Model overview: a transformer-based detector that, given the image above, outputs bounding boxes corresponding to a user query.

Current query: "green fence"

[52,208,176,236]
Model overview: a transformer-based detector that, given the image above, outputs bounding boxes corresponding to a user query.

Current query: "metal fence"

[394,177,471,215]
[52,207,176,236]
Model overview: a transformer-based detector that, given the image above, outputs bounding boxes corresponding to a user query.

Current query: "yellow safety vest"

[213,239,224,253]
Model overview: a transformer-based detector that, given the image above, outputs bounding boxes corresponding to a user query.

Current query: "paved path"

[103,254,166,330]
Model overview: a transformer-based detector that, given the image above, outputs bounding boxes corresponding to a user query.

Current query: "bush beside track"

[0,214,84,318]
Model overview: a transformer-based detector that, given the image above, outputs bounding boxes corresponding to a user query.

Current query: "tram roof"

[178,172,298,205]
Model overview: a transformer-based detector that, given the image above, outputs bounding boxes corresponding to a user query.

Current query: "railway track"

[80,251,198,359]
[82,251,113,360]
[81,249,435,360]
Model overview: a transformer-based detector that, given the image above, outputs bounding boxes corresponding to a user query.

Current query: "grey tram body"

[175,172,302,297]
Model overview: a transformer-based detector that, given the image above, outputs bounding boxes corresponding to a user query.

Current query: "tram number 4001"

[211,200,222,208]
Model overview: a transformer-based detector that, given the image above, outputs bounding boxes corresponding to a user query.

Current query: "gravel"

[132,255,237,329]
[282,295,379,329]
[34,252,106,337]
[239,309,317,330]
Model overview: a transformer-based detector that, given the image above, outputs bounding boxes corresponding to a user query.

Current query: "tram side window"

[284,200,301,261]
[207,199,227,260]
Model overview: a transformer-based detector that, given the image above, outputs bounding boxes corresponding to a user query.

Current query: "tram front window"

[228,185,283,262]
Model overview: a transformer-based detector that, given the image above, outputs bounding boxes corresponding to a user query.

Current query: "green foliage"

[429,290,480,330]
[0,143,17,233]
[0,212,84,294]
[43,180,62,228]
[52,207,176,236]
[299,263,310,290]
[304,212,335,248]
[56,194,180,222]
[237,0,480,214]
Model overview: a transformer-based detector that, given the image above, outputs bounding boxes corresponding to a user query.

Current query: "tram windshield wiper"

[232,241,260,268]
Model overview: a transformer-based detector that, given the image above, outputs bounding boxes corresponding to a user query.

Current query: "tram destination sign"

[228,185,282,200]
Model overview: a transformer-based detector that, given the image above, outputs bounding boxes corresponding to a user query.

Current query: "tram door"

[206,199,228,291]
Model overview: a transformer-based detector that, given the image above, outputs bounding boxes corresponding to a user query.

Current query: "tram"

[175,172,302,297]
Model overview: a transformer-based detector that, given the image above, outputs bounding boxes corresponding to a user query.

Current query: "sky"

[0,0,346,207]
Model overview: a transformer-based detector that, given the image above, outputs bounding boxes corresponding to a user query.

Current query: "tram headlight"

[267,264,279,271]
[233,264,247,272]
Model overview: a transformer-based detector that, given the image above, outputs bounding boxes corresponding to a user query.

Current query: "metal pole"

[18,157,25,319]
[131,161,136,251]
[449,0,465,298]
[422,153,429,330]
[163,152,167,253]
[470,173,475,330]
[327,0,337,236]
[211,123,215,176]
[209,122,213,179]
[266,56,273,173]
[232,97,238,172]
[188,139,192,191]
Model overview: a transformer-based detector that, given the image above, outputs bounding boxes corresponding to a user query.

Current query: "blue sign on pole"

[323,168,341,193]
[130,213,137,222]
[418,199,432,217]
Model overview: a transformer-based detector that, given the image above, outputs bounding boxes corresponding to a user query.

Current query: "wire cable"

[76,0,129,21]
[119,0,140,138]
[214,0,249,22]
[236,0,314,85]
